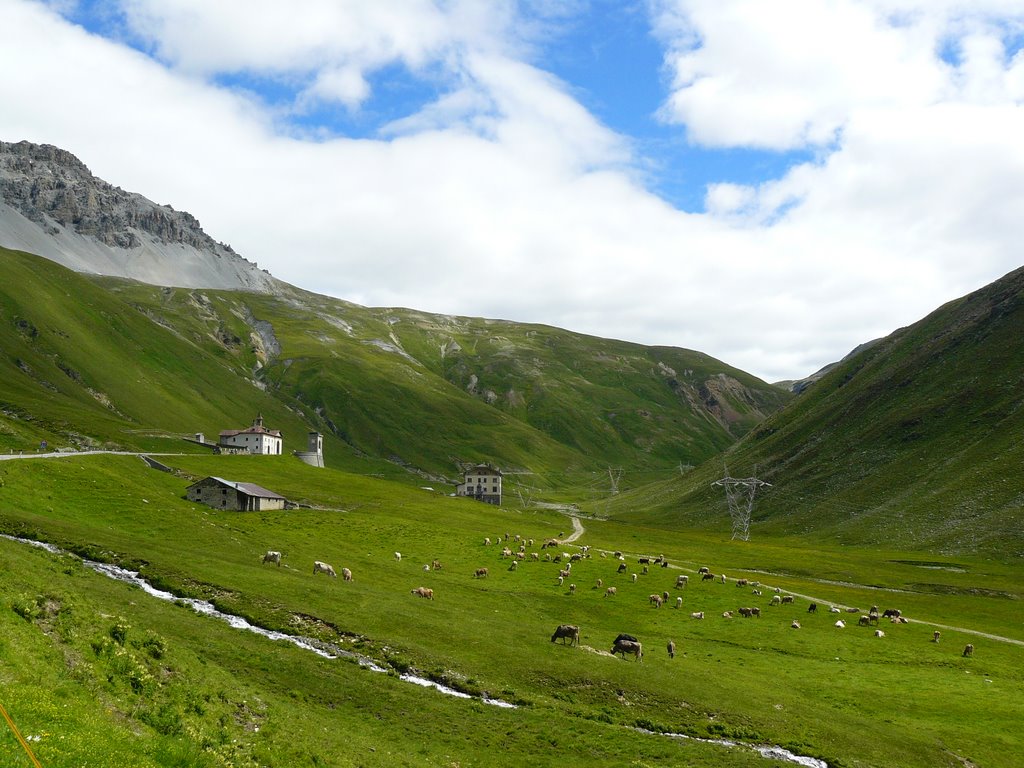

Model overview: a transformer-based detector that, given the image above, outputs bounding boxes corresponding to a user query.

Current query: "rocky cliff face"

[0,140,280,292]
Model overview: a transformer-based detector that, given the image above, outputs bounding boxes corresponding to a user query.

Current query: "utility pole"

[712,465,771,541]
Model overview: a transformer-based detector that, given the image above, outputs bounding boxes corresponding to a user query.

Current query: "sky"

[2,0,1024,382]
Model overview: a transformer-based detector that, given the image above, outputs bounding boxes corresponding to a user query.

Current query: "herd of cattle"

[259,532,978,661]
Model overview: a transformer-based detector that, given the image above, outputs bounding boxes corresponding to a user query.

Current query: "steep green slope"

[94,266,790,482]
[615,266,1024,556]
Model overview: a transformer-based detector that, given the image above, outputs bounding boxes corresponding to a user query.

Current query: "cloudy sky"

[2,0,1024,382]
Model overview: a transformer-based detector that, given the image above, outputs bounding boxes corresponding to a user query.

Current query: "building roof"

[190,476,286,500]
[219,426,282,438]
[466,465,502,476]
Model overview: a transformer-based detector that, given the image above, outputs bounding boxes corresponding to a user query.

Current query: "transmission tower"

[608,467,623,495]
[712,467,771,541]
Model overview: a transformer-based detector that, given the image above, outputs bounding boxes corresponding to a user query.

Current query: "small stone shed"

[186,476,287,511]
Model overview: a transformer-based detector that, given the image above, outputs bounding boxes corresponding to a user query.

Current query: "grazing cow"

[858,615,872,627]
[736,579,748,587]
[432,559,443,571]
[262,550,282,566]
[569,584,576,594]
[662,591,670,602]
[611,639,643,661]
[719,574,727,584]
[846,607,860,613]
[675,574,688,588]
[632,573,638,583]
[661,560,670,568]
[701,573,715,582]
[808,603,817,613]
[642,565,649,575]
[834,620,846,628]
[676,597,683,609]
[781,595,794,604]
[649,594,663,608]
[638,557,651,565]
[752,589,762,596]
[690,611,704,620]
[883,609,901,618]
[484,537,491,546]
[313,561,337,577]
[698,566,710,575]
[475,567,489,578]
[501,547,512,559]
[738,607,753,618]
[771,595,782,606]
[750,607,761,618]
[667,640,676,658]
[874,630,885,638]
[394,552,402,562]
[509,561,518,572]
[423,564,430,571]
[341,567,353,581]
[932,631,941,643]
[617,563,628,574]
[557,576,564,586]
[605,586,617,597]
[530,552,540,561]
[596,578,604,588]
[551,624,580,646]
[791,620,801,629]
[963,643,974,657]
[411,586,434,600]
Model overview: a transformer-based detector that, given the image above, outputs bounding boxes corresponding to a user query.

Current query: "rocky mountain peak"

[0,140,280,292]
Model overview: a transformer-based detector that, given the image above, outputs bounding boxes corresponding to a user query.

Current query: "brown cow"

[551,624,580,646]
[611,639,643,661]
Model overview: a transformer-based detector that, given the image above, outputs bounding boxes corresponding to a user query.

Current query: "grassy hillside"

[1,247,790,486]
[612,266,1024,557]
[2,454,1021,767]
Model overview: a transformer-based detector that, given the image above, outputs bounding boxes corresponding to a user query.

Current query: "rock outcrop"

[0,140,280,292]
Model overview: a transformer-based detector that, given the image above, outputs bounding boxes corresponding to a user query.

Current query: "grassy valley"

[2,454,1021,768]
[2,247,1023,767]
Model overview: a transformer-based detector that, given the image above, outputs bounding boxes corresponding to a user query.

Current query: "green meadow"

[2,454,1021,767]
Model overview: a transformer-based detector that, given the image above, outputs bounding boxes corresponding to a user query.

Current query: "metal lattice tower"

[608,467,623,495]
[712,468,771,541]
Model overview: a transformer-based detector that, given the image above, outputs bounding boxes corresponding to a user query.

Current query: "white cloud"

[2,0,1024,384]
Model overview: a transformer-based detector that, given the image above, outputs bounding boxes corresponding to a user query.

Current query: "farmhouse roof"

[195,476,286,500]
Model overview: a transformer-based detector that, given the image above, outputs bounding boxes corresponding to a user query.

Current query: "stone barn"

[186,476,287,511]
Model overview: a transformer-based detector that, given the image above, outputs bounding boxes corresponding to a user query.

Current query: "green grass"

[2,454,1021,767]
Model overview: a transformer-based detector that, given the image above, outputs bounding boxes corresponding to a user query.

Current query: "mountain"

[0,247,791,485]
[620,266,1024,555]
[0,139,792,484]
[0,140,279,292]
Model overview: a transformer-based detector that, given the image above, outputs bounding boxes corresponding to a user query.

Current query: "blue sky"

[3,0,1024,381]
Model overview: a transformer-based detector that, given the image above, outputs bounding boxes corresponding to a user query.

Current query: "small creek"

[6,534,831,766]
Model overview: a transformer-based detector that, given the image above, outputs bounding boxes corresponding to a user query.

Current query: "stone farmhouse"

[218,414,282,455]
[456,464,502,505]
[186,476,287,511]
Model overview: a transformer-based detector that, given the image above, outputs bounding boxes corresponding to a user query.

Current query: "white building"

[218,414,282,455]
[456,464,502,505]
